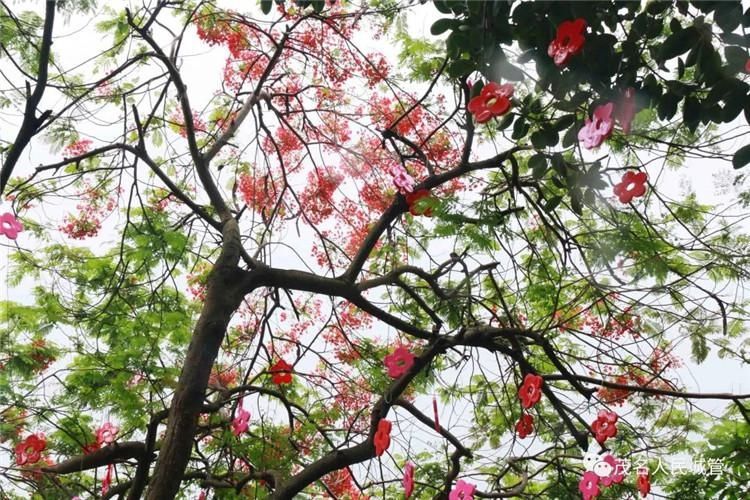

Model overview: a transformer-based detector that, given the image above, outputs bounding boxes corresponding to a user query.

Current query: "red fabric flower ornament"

[616,87,637,134]
[515,413,534,439]
[636,470,651,497]
[231,398,251,437]
[373,418,392,456]
[613,170,647,204]
[518,373,544,409]
[0,212,23,240]
[403,462,415,499]
[591,409,618,444]
[578,102,614,149]
[599,454,625,487]
[578,470,600,500]
[405,189,434,216]
[548,18,587,67]
[467,81,514,123]
[269,359,293,385]
[384,346,415,378]
[15,433,46,466]
[449,479,476,500]
[96,422,119,445]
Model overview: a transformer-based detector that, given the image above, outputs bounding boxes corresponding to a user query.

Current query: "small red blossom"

[96,422,119,445]
[578,102,614,149]
[591,410,618,444]
[578,470,600,500]
[636,470,651,497]
[613,171,648,204]
[403,462,415,499]
[548,18,587,67]
[449,479,476,500]
[231,399,251,437]
[518,373,544,409]
[269,359,293,385]
[15,433,46,466]
[63,139,93,157]
[405,189,434,216]
[515,413,534,439]
[0,212,23,240]
[373,418,391,456]
[467,81,514,123]
[384,346,415,378]
[598,454,625,487]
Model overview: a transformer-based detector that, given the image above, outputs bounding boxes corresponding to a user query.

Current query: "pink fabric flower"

[518,373,544,409]
[231,398,251,437]
[591,410,618,445]
[578,103,614,149]
[515,413,534,438]
[15,433,46,465]
[96,422,119,445]
[390,165,416,194]
[449,479,476,500]
[616,87,637,134]
[467,81,514,123]
[598,454,625,487]
[613,171,647,203]
[0,212,23,240]
[384,346,415,378]
[403,462,415,499]
[578,470,600,500]
[548,19,587,67]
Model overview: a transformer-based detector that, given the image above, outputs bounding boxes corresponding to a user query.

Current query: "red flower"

[384,346,415,378]
[467,81,514,123]
[0,212,23,240]
[636,470,651,497]
[403,462,415,499]
[591,410,618,444]
[15,433,46,466]
[518,373,544,409]
[613,171,648,204]
[373,418,392,456]
[405,189,434,216]
[96,422,119,445]
[269,359,293,385]
[515,413,534,438]
[578,470,600,500]
[548,18,587,67]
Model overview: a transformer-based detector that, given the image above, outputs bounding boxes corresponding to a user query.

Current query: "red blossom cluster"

[62,139,93,158]
[60,184,119,240]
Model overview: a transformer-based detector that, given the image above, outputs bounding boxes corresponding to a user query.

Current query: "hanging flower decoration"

[384,346,415,378]
[0,212,23,240]
[467,81,514,123]
[578,471,600,500]
[591,410,619,444]
[548,19,587,67]
[448,479,476,500]
[578,102,615,149]
[102,463,113,496]
[269,359,293,385]
[15,433,46,466]
[405,189,434,217]
[403,462,415,499]
[636,469,651,497]
[616,87,637,134]
[515,413,534,439]
[598,454,625,487]
[373,418,392,456]
[390,165,416,194]
[613,171,648,204]
[518,373,544,409]
[96,422,119,445]
[231,398,251,437]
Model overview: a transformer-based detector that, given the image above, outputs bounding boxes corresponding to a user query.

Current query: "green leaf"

[430,18,455,36]
[512,118,529,140]
[448,59,475,78]
[658,26,699,62]
[529,153,547,179]
[543,195,563,212]
[260,0,272,15]
[732,144,750,169]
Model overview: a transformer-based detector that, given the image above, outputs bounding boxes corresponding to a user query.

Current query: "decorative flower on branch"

[96,422,119,445]
[231,398,251,437]
[15,433,46,466]
[591,410,618,444]
[449,479,476,500]
[515,412,534,438]
[636,469,651,497]
[613,171,648,203]
[548,19,587,67]
[269,359,293,385]
[467,81,514,123]
[405,189,434,216]
[578,470,600,500]
[390,165,416,194]
[578,103,614,149]
[0,212,23,240]
[518,373,544,409]
[373,418,392,456]
[598,454,625,487]
[403,462,415,499]
[384,346,415,378]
